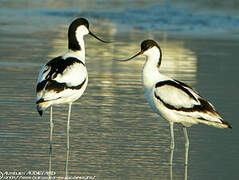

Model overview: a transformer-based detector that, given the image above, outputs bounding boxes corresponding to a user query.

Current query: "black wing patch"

[38,78,87,93]
[36,78,87,104]
[37,56,85,93]
[173,79,191,88]
[45,56,85,80]
[36,80,47,92]
[154,91,215,113]
[155,80,197,101]
[154,80,218,114]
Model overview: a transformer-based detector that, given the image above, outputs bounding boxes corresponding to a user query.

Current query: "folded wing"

[36,56,87,103]
[154,80,224,124]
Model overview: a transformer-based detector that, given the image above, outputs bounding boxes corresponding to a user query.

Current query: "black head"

[141,39,161,53]
[114,39,162,67]
[68,18,89,51]
[69,18,89,31]
[68,18,110,51]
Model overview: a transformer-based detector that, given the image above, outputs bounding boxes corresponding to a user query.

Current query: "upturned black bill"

[89,31,111,43]
[114,51,142,61]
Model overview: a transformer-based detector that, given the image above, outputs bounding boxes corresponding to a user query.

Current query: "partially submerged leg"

[169,163,173,180]
[65,148,70,179]
[48,148,53,180]
[169,122,175,165]
[65,103,72,178]
[183,127,189,166]
[67,103,72,150]
[184,162,188,180]
[49,106,53,151]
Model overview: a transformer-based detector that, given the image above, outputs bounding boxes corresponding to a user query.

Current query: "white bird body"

[35,18,110,150]
[116,39,231,165]
[36,18,110,115]
[142,46,228,128]
[36,50,88,111]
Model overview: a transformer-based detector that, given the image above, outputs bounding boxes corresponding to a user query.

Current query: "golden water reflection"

[0,0,237,179]
[44,19,198,179]
[49,20,198,83]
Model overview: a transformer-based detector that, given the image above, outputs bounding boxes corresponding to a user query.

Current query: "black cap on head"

[141,39,162,67]
[141,39,160,52]
[68,17,110,51]
[113,39,162,68]
[69,18,89,30]
[68,18,90,51]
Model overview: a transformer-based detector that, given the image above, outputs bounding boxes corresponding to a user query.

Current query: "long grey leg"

[169,122,175,165]
[50,106,53,151]
[170,163,173,180]
[65,148,69,179]
[184,162,188,180]
[67,103,72,150]
[65,103,72,178]
[48,150,52,180]
[183,127,189,166]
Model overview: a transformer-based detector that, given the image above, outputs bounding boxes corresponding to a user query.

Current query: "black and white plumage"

[115,39,231,165]
[36,56,87,115]
[36,18,110,150]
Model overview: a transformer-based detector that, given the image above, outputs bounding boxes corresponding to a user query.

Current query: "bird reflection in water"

[48,149,69,180]
[169,151,188,180]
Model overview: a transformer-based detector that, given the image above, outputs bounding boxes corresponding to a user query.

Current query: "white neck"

[142,49,167,89]
[66,34,86,63]
[142,57,160,88]
[75,35,85,58]
[63,48,86,64]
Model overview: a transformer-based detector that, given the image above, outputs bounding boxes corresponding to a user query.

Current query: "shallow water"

[0,1,239,180]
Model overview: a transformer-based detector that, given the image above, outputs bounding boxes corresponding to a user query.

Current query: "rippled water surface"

[0,1,239,180]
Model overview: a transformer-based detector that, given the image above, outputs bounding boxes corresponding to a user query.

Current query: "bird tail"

[221,120,232,129]
[36,99,51,116]
[37,107,43,116]
[197,118,232,129]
